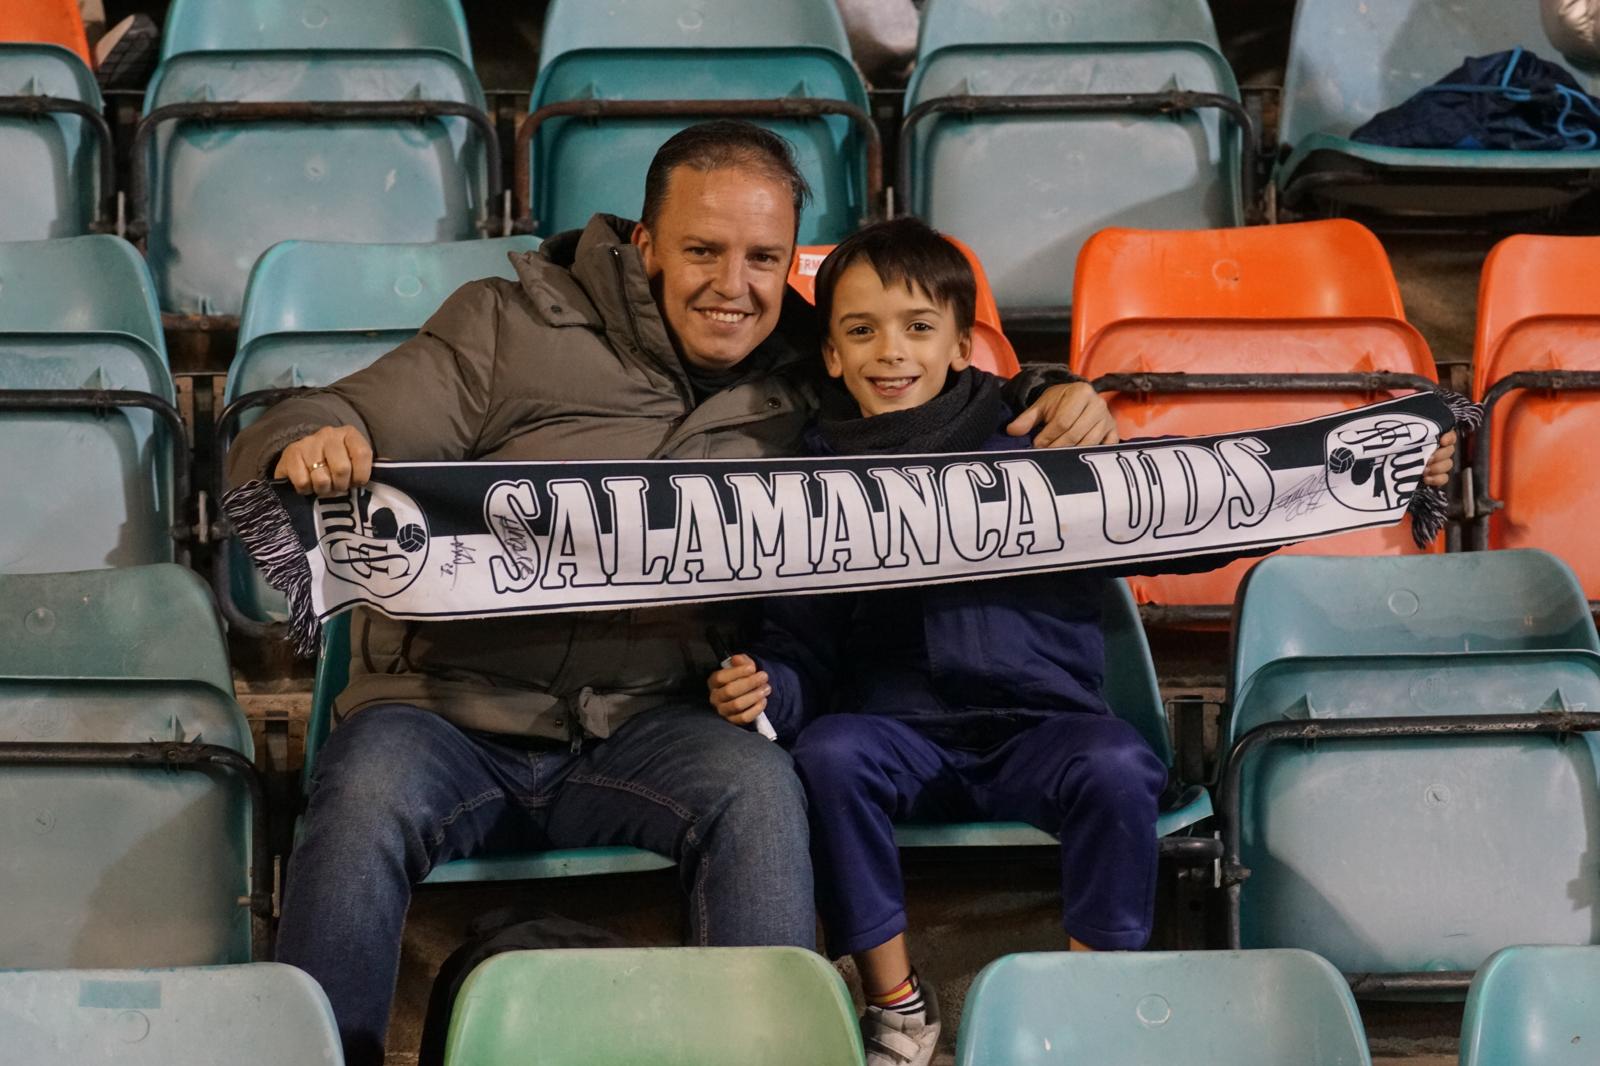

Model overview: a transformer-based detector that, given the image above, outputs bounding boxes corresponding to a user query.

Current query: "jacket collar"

[507,212,821,394]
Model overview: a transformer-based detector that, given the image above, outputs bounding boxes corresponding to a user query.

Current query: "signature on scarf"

[440,536,478,589]
[1274,472,1329,521]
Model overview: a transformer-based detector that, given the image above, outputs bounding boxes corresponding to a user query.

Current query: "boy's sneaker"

[861,982,941,1066]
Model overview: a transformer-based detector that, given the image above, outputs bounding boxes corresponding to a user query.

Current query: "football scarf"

[224,390,1473,656]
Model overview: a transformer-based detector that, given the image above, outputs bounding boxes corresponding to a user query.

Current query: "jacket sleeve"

[999,362,1086,412]
[225,280,504,488]
[746,592,855,743]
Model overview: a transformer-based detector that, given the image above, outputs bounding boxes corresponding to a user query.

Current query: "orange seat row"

[0,0,91,66]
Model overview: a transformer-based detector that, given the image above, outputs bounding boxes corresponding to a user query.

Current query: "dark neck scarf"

[816,368,1007,456]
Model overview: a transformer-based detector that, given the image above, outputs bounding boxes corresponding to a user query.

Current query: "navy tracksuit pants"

[791,711,1167,955]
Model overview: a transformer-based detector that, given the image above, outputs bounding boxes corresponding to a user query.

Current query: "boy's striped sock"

[867,971,926,1017]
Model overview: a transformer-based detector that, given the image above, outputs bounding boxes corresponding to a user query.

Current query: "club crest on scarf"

[315,482,430,598]
[1324,414,1432,512]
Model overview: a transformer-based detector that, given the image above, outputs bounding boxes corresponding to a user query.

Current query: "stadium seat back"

[0,964,342,1064]
[528,47,868,243]
[540,0,852,62]
[1072,224,1436,616]
[0,237,179,572]
[0,0,90,65]
[0,679,254,966]
[226,238,540,622]
[1230,651,1600,973]
[0,43,103,240]
[917,0,1221,57]
[1227,553,1600,974]
[905,39,1241,313]
[142,51,490,316]
[1460,946,1600,1066]
[444,948,865,1065]
[0,565,232,691]
[0,566,250,967]
[1474,235,1600,600]
[1276,0,1600,216]
[787,238,1021,378]
[1233,550,1599,687]
[955,950,1371,1066]
[160,0,472,63]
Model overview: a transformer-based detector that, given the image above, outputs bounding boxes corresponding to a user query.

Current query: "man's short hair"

[640,120,812,232]
[813,217,977,335]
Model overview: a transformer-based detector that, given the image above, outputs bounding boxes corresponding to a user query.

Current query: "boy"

[708,218,1455,1066]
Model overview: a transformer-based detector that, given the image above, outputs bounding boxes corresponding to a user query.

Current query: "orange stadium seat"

[1473,234,1600,605]
[788,237,1022,379]
[0,0,91,66]
[1071,221,1439,623]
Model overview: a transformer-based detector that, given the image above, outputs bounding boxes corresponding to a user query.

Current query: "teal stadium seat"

[0,566,264,967]
[0,41,108,239]
[137,0,498,317]
[0,964,342,1065]
[1459,945,1600,1066]
[894,579,1213,850]
[521,0,876,242]
[902,0,1247,321]
[1223,551,1600,989]
[1276,0,1600,220]
[444,948,864,1066]
[0,236,182,573]
[956,950,1372,1066]
[219,236,541,629]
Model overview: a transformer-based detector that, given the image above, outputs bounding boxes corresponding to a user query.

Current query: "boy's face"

[822,261,972,417]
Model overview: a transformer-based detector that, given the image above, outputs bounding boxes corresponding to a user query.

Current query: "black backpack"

[417,906,628,1066]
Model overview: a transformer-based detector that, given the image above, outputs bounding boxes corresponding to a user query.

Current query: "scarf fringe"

[221,479,320,658]
[1407,387,1485,550]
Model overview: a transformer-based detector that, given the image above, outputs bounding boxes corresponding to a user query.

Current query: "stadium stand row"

[10,0,1600,322]
[4,944,1596,1063]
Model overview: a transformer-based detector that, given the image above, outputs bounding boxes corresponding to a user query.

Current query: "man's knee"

[707,735,808,836]
[306,704,468,838]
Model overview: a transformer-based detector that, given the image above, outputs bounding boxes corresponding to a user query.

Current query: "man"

[226,120,1120,1065]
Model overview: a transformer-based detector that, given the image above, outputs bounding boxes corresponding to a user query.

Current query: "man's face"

[822,261,972,417]
[632,166,796,371]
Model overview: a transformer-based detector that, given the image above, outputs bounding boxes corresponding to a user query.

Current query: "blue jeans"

[792,712,1166,956]
[276,702,814,1066]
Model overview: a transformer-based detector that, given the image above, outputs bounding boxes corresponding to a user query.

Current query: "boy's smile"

[823,261,973,417]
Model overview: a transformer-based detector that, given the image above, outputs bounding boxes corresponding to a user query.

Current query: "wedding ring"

[309,461,327,471]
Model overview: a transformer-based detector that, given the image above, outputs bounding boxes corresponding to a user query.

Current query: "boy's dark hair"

[641,120,812,232]
[813,217,977,335]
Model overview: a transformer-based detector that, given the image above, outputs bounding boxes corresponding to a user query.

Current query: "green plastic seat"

[0,236,179,573]
[143,0,492,316]
[1226,551,1600,978]
[0,566,255,967]
[0,964,342,1064]
[223,237,541,623]
[0,43,104,239]
[444,948,864,1066]
[1275,0,1600,219]
[1233,550,1600,689]
[527,0,872,242]
[904,0,1243,315]
[1460,945,1600,1066]
[956,949,1372,1066]
[895,578,1211,850]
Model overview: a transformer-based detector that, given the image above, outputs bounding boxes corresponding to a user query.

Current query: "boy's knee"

[790,716,893,796]
[1060,719,1167,806]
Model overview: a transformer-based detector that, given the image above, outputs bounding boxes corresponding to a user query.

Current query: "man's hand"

[274,426,374,497]
[1006,381,1120,449]
[1423,429,1457,488]
[708,654,770,725]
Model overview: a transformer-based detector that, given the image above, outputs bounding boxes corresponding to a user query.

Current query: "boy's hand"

[1008,382,1120,449]
[708,654,771,725]
[1423,430,1457,488]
